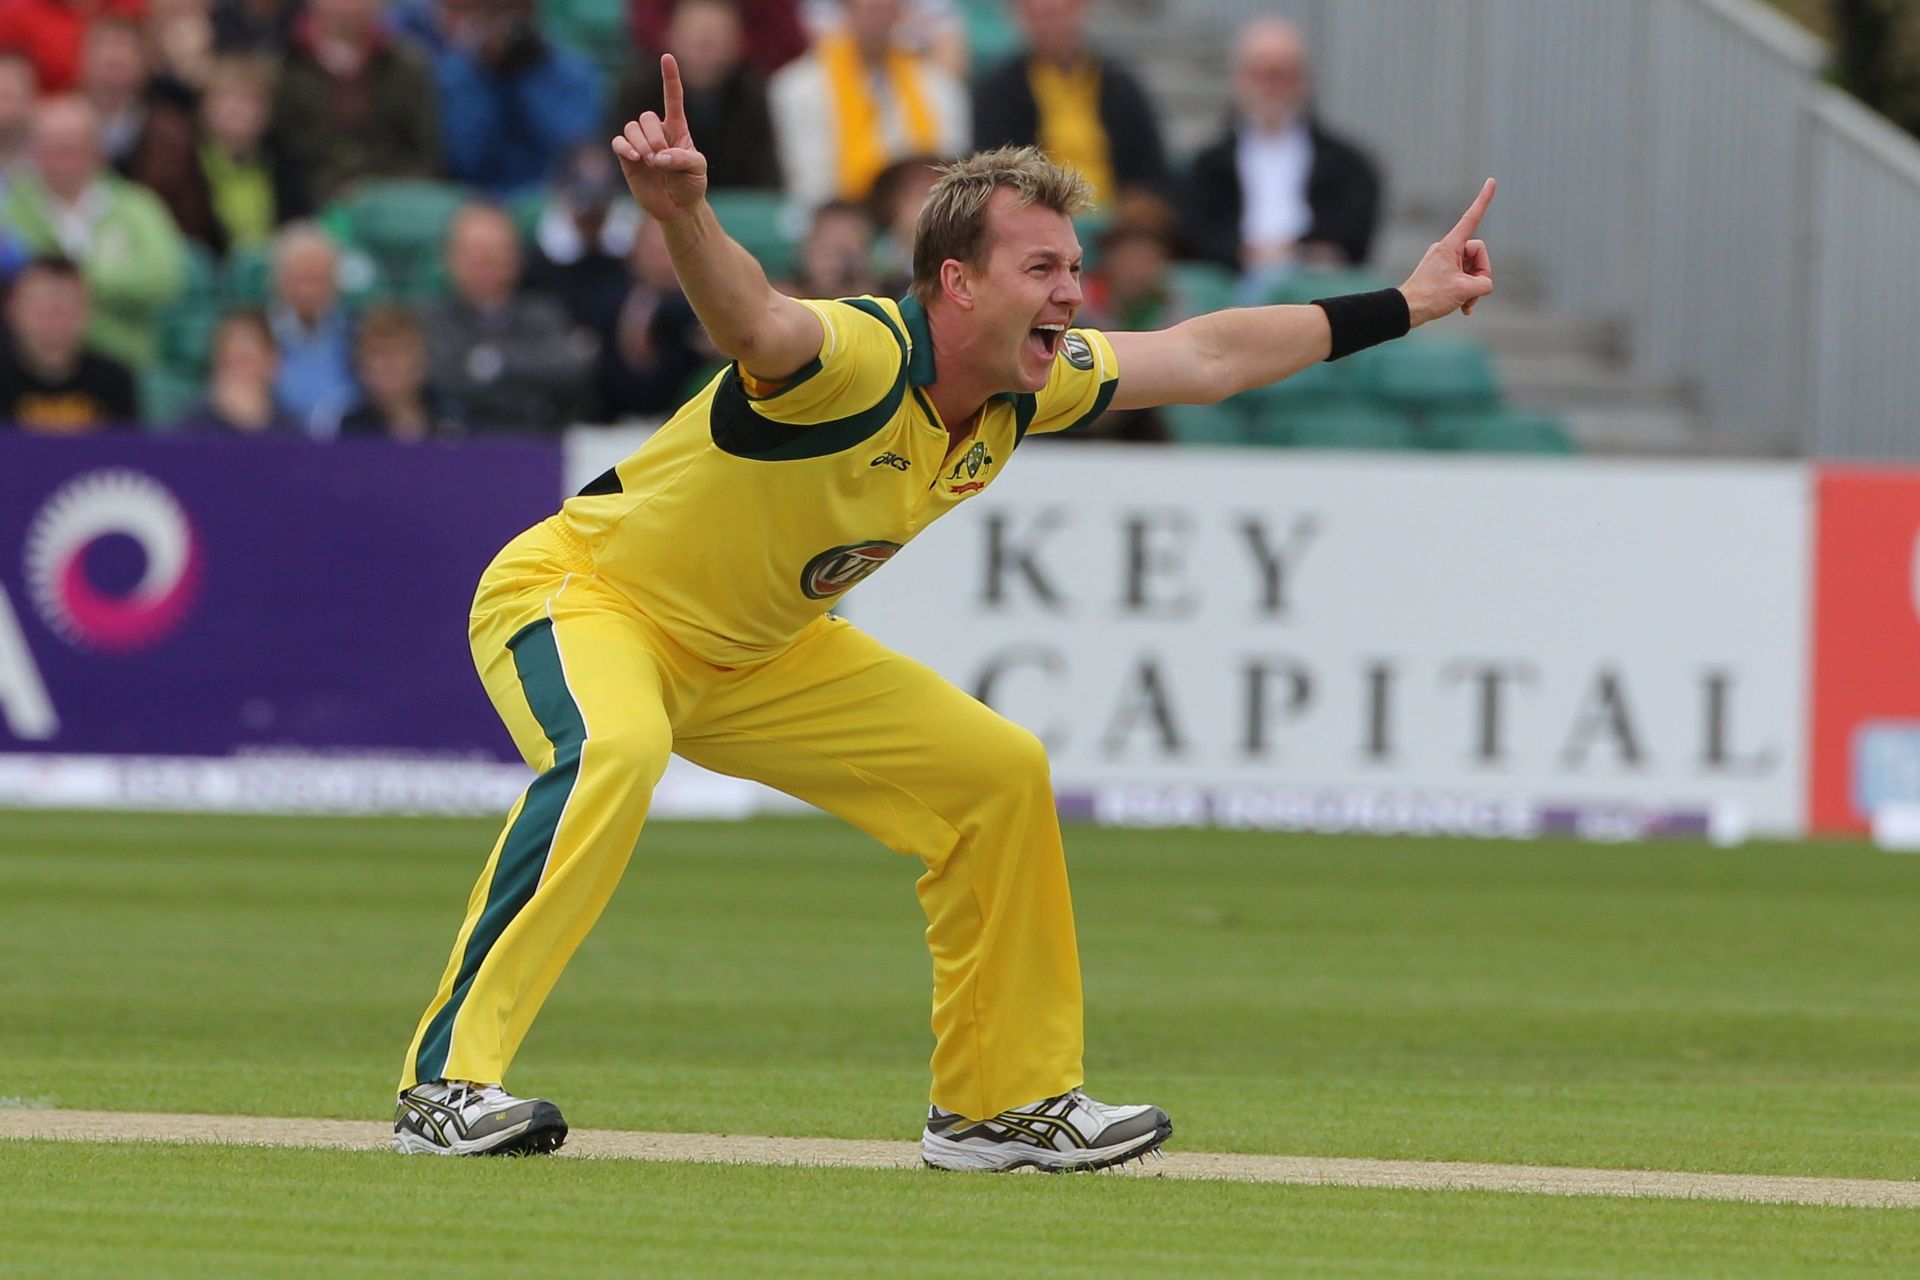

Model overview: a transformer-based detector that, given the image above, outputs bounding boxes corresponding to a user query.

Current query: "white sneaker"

[391,1080,568,1156]
[921,1088,1171,1172]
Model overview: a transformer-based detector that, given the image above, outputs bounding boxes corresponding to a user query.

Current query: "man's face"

[7,270,90,362]
[959,190,1083,393]
[310,0,382,41]
[80,23,146,106]
[1235,25,1310,129]
[843,0,901,54]
[31,101,103,202]
[447,209,522,309]
[668,0,743,90]
[275,240,339,323]
[1016,0,1088,65]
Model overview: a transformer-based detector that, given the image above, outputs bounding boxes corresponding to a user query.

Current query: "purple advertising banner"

[0,435,562,768]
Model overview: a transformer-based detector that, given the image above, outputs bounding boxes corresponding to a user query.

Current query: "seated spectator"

[197,54,278,251]
[397,0,602,198]
[0,51,35,180]
[525,142,641,334]
[147,0,219,94]
[0,0,144,94]
[630,0,806,79]
[864,150,938,293]
[267,223,358,437]
[788,198,877,298]
[212,0,297,53]
[803,0,965,79]
[611,0,779,190]
[0,255,135,432]
[269,0,440,218]
[0,96,187,370]
[769,0,967,214]
[596,213,713,420]
[341,303,445,440]
[1070,194,1189,444]
[1180,18,1382,286]
[421,202,594,433]
[972,0,1166,207]
[176,308,301,433]
[81,18,218,251]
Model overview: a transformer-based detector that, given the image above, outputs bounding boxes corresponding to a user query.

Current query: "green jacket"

[0,175,188,371]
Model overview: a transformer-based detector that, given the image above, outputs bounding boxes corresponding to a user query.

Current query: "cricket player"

[393,54,1496,1168]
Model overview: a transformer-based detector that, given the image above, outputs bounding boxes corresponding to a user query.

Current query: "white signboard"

[842,444,1812,838]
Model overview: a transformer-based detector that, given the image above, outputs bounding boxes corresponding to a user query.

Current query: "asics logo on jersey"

[799,540,903,599]
[869,452,911,471]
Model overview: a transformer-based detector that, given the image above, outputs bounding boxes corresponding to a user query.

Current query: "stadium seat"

[321,180,470,304]
[958,0,1023,70]
[1269,402,1417,450]
[139,367,204,427]
[1255,266,1393,307]
[540,0,630,88]
[1426,408,1578,455]
[1166,261,1238,316]
[1162,400,1250,445]
[706,189,800,280]
[1352,335,1502,411]
[221,243,273,307]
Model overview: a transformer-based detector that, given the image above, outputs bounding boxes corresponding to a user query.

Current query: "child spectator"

[341,303,443,440]
[789,198,877,298]
[175,308,299,433]
[0,255,136,432]
[197,55,278,251]
[865,151,939,293]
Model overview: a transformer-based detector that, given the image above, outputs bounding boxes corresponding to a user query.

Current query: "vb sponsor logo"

[799,540,902,600]
[24,469,202,653]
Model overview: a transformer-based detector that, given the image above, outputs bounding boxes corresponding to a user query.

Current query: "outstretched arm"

[612,54,822,382]
[1106,180,1497,409]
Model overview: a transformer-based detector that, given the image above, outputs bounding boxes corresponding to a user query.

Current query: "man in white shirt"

[1179,18,1382,292]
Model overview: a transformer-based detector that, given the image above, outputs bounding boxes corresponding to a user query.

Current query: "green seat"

[959,0,1023,70]
[1162,401,1251,446]
[1256,266,1393,307]
[707,189,799,280]
[1167,261,1238,316]
[1427,408,1577,455]
[149,286,220,376]
[1236,357,1350,413]
[540,0,629,87]
[139,367,205,428]
[221,242,273,307]
[322,180,471,305]
[1353,336,1501,411]
[1267,402,1417,450]
[178,242,220,304]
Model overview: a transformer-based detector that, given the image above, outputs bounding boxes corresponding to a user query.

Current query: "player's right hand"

[613,54,710,221]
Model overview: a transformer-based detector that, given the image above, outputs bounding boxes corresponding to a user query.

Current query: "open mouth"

[1027,323,1065,362]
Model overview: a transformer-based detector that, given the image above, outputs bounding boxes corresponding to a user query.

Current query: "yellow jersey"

[558,294,1119,666]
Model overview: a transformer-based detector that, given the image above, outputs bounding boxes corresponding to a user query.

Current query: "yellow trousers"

[400,518,1084,1121]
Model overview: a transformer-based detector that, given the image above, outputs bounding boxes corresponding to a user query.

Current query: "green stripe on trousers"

[414,619,586,1085]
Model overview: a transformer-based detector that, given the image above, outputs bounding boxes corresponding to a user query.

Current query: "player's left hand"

[1400,178,1496,326]
[612,54,710,223]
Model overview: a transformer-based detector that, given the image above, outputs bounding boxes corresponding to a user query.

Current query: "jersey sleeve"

[1023,327,1120,437]
[733,298,905,426]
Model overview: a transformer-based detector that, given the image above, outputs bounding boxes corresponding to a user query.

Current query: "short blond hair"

[910,146,1096,305]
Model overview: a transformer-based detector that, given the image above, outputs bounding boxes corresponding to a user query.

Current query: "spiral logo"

[24,469,201,653]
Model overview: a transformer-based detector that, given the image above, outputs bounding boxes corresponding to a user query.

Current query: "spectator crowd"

[0,0,1384,442]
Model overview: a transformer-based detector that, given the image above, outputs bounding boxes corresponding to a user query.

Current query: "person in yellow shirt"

[392,54,1498,1169]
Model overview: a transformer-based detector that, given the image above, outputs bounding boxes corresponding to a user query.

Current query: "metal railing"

[1170,0,1920,459]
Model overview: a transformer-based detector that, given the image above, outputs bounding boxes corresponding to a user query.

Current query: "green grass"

[4,1141,1916,1280]
[3,811,1918,1275]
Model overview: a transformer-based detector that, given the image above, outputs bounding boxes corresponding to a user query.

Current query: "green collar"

[896,293,1022,405]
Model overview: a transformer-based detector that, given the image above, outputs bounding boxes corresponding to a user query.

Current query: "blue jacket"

[426,34,604,196]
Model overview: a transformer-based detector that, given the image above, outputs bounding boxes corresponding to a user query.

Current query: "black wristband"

[1311,289,1411,361]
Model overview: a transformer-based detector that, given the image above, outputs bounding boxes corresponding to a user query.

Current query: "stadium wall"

[5,432,1919,838]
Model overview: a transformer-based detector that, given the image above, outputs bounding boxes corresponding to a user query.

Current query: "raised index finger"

[661,53,688,145]
[1444,178,1497,247]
